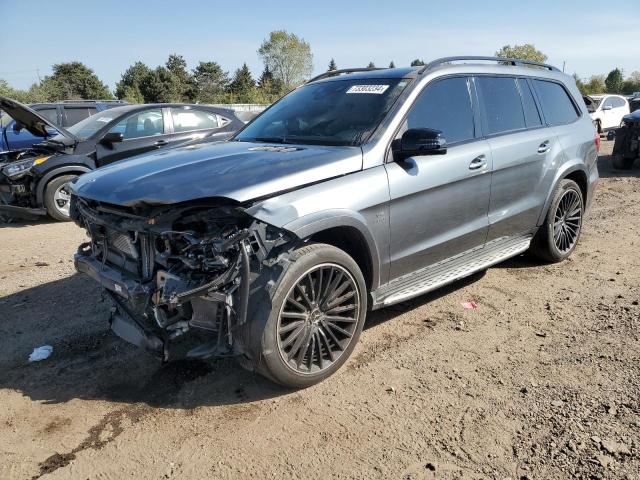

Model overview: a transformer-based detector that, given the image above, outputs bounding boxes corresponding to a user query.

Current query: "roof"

[316,67,418,83]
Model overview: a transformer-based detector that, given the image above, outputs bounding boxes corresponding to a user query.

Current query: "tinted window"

[109,109,164,139]
[476,76,525,134]
[236,78,408,146]
[518,79,542,127]
[171,108,219,132]
[405,77,475,144]
[37,108,58,126]
[64,107,97,126]
[602,98,613,109]
[532,80,579,125]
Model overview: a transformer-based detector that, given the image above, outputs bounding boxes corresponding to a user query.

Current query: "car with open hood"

[0,97,244,221]
[70,57,599,387]
[0,100,127,153]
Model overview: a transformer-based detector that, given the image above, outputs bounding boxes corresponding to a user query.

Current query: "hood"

[0,96,77,140]
[71,141,363,206]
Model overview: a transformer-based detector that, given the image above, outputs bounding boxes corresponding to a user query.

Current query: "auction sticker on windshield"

[346,85,389,94]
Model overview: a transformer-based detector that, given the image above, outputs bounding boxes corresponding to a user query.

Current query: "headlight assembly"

[1,155,49,180]
[2,158,36,179]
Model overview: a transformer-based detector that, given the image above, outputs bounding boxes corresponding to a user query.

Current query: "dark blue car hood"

[71,141,363,207]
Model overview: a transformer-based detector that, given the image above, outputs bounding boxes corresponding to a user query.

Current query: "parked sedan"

[0,97,244,221]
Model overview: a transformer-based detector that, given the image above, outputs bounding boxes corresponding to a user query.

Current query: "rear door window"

[405,76,475,144]
[518,79,543,128]
[36,108,59,126]
[63,107,97,126]
[170,108,220,133]
[531,80,579,126]
[475,76,525,135]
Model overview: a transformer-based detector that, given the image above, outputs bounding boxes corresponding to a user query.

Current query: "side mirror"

[392,128,447,161]
[602,105,613,111]
[12,121,23,133]
[101,132,124,146]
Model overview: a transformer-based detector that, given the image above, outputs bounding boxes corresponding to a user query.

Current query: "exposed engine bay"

[71,196,296,361]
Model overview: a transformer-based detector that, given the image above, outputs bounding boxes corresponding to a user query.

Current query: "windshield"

[52,111,115,141]
[235,78,409,146]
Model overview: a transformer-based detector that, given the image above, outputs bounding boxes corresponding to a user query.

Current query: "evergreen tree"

[367,62,375,68]
[115,61,151,101]
[165,54,195,101]
[389,61,395,68]
[605,68,624,94]
[192,61,229,103]
[228,63,256,102]
[257,66,284,100]
[328,58,337,71]
[410,59,425,66]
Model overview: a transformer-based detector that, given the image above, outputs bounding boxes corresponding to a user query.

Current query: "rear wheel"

[43,175,76,222]
[530,179,583,263]
[612,154,635,170]
[240,243,367,388]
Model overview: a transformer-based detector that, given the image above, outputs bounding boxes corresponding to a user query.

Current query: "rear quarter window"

[531,80,579,126]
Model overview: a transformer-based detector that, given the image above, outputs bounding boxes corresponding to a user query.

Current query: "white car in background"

[584,94,630,132]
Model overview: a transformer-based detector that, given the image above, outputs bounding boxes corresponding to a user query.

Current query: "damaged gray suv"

[71,57,599,387]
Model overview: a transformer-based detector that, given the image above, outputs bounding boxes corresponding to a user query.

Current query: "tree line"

[1,40,638,106]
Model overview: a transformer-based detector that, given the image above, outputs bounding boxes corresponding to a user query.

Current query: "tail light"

[594,131,601,152]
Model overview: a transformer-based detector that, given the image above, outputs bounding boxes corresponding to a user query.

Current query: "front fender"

[247,204,382,290]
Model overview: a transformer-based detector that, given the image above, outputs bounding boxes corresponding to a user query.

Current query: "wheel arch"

[536,163,589,226]
[36,166,92,205]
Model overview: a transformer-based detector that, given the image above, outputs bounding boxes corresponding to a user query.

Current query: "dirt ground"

[0,140,638,480]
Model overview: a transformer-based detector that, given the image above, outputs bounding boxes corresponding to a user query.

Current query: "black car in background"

[612,109,640,170]
[0,97,244,221]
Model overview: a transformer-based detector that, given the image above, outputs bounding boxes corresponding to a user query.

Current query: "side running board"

[373,234,533,308]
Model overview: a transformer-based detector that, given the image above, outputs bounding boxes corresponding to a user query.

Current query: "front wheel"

[241,243,367,388]
[43,175,77,222]
[530,179,583,263]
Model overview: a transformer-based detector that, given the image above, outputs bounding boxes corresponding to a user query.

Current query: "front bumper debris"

[72,197,294,362]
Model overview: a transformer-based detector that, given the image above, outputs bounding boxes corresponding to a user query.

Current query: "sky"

[1,0,639,90]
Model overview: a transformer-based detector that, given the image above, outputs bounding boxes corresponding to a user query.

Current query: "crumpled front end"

[71,196,295,361]
[613,115,640,162]
[0,149,52,219]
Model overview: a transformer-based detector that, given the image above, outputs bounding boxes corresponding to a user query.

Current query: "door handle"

[154,140,169,146]
[469,154,487,170]
[538,141,551,153]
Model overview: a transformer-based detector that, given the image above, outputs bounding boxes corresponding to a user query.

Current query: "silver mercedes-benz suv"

[70,56,599,387]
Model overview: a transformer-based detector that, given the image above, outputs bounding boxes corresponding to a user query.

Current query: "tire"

[530,179,583,263]
[612,154,635,170]
[239,243,367,388]
[43,175,77,222]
